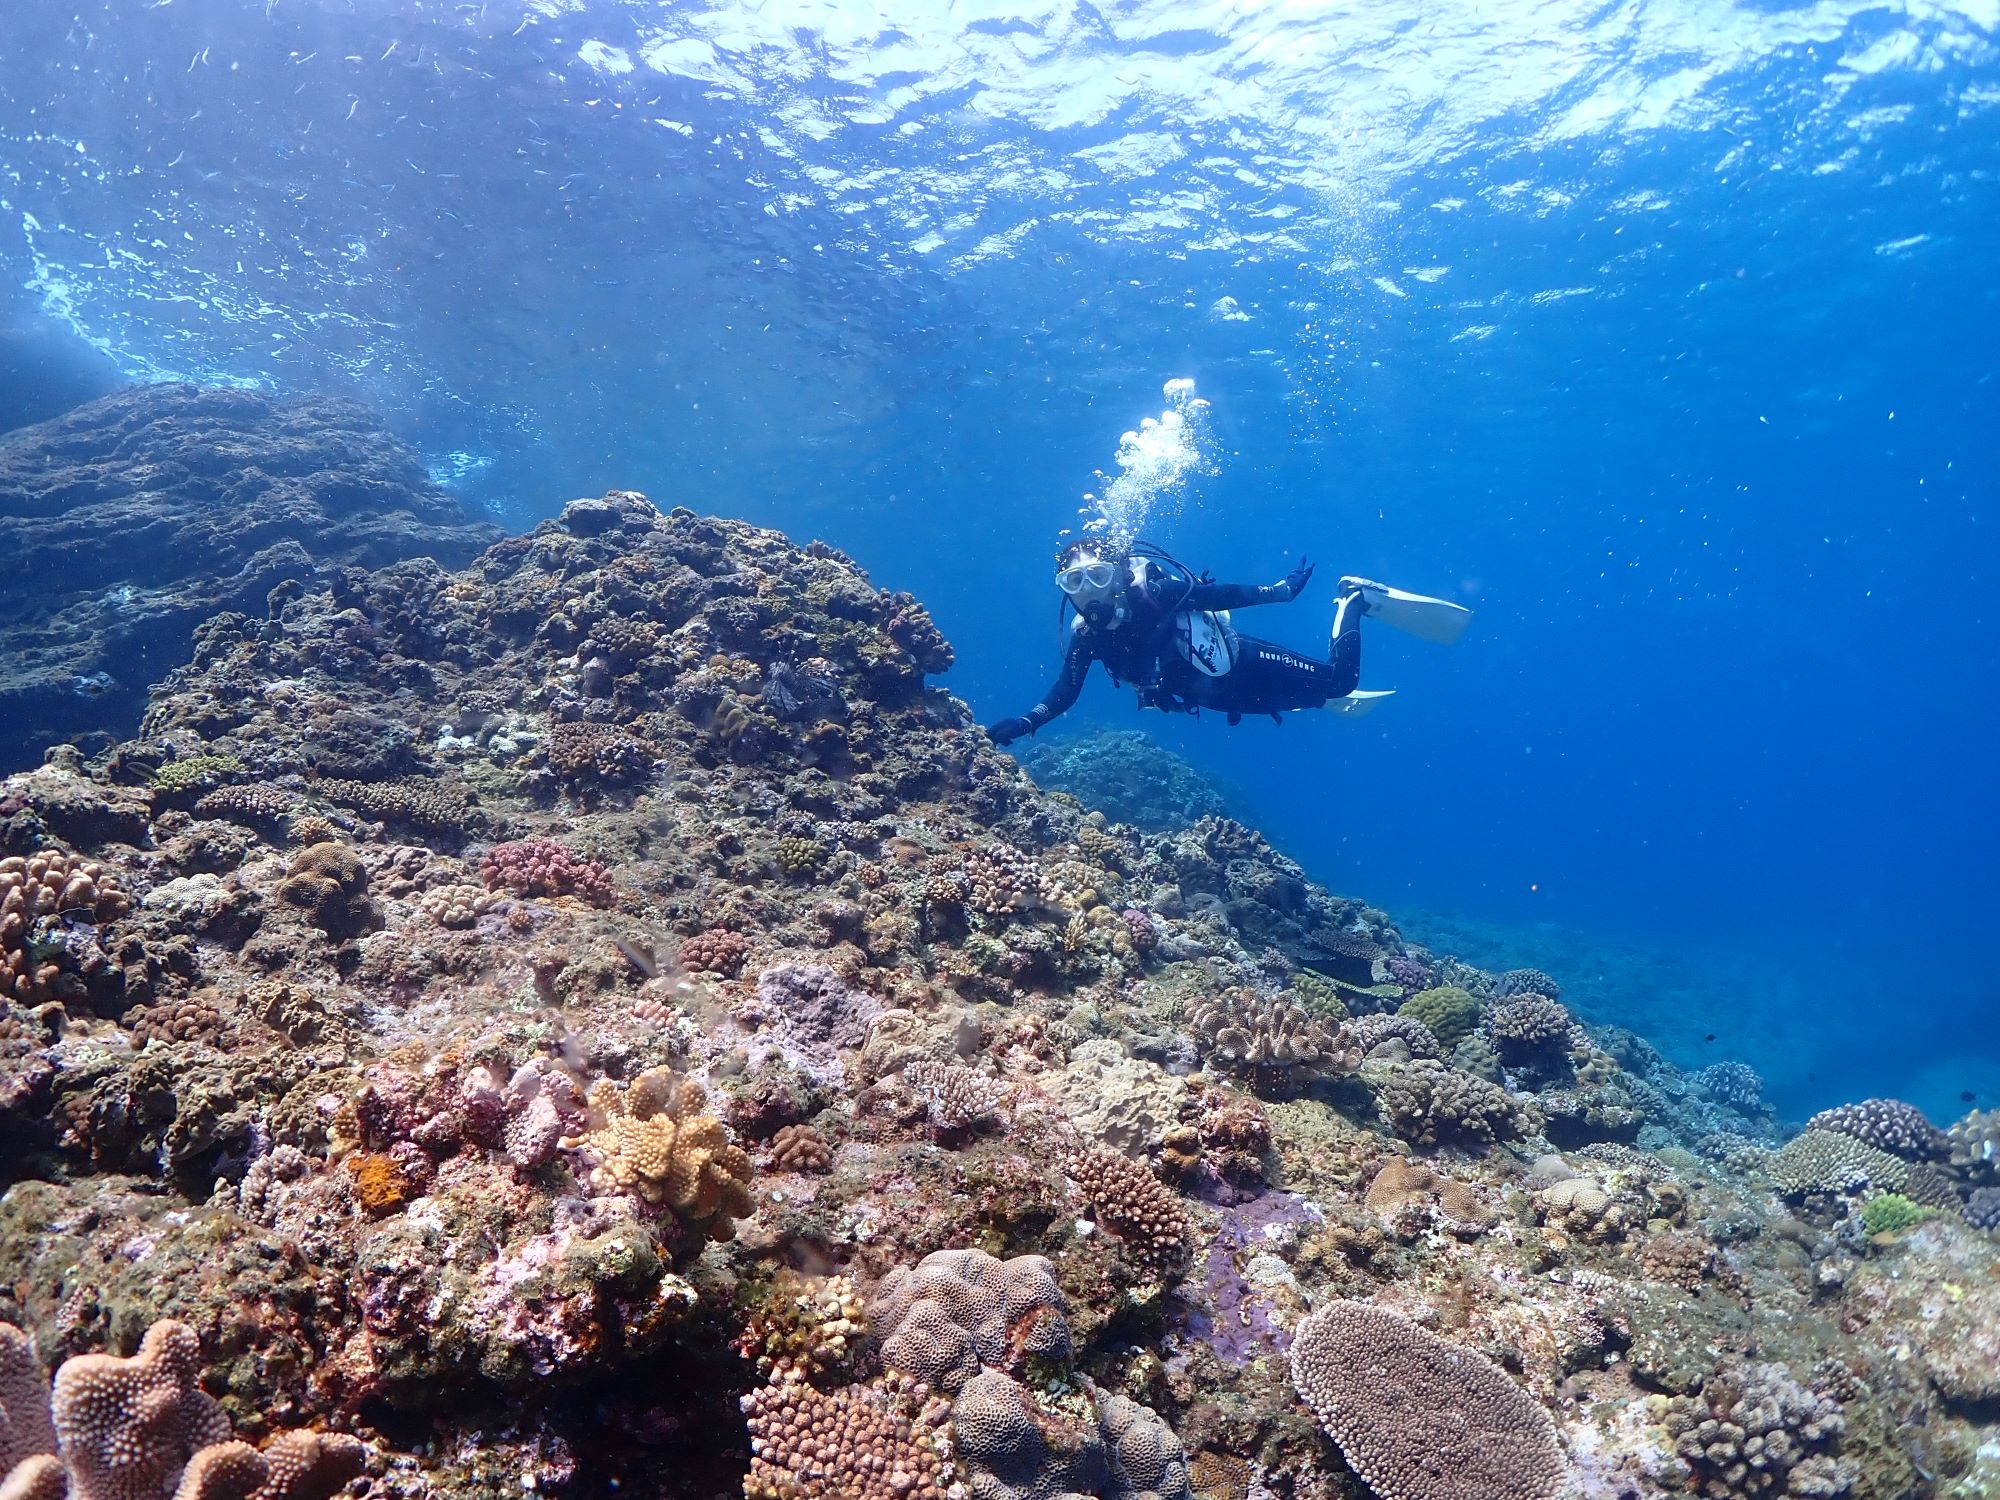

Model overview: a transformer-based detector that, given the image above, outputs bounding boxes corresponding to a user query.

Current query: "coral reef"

[0,481,1992,1500]
[0,384,497,767]
[1019,730,1234,832]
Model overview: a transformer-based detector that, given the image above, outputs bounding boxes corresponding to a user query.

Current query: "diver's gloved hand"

[987,716,1035,746]
[1280,557,1316,600]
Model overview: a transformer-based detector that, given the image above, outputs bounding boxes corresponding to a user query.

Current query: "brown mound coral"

[873,1249,1069,1395]
[1065,1147,1193,1279]
[1,852,130,1003]
[274,841,375,938]
[563,1066,754,1238]
[1289,1301,1565,1500]
[1363,1159,1497,1236]
[0,1318,366,1500]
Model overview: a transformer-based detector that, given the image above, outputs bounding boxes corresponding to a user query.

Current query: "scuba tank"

[1126,542,1238,680]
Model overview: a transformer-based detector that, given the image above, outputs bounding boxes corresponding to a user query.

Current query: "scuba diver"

[985,538,1469,745]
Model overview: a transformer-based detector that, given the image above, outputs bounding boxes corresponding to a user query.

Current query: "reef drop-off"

[0,476,1996,1500]
[0,383,500,769]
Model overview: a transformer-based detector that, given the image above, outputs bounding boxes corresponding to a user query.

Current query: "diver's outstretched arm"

[987,633,1093,745]
[1186,557,1314,610]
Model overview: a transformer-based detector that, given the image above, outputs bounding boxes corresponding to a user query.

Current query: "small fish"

[1702,1033,1716,1043]
[1962,1090,1978,1104]
[612,938,658,979]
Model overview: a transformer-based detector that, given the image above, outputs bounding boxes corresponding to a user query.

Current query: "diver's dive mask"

[1056,555,1121,623]
[1057,560,1116,595]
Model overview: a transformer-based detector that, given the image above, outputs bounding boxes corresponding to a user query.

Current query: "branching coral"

[313,777,477,835]
[1495,967,1561,1000]
[545,720,657,788]
[899,1057,1009,1137]
[562,1066,754,1238]
[679,927,751,976]
[765,1123,834,1174]
[1065,1147,1193,1279]
[1663,1360,1857,1499]
[1348,1012,1447,1062]
[742,1364,962,1500]
[1366,1060,1533,1147]
[1288,1301,1566,1500]
[1183,990,1360,1088]
[1482,995,1572,1061]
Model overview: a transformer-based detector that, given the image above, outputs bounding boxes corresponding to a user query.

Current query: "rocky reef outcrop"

[0,384,499,768]
[0,483,1994,1500]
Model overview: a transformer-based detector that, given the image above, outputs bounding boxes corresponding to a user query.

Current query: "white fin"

[1344,578,1472,646]
[1329,689,1396,718]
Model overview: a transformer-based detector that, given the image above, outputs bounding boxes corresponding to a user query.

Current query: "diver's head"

[1056,539,1127,626]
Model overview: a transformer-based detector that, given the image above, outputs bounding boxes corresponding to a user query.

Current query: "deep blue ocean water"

[2,0,1994,1121]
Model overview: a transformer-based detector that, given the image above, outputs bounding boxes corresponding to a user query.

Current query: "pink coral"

[479,839,615,907]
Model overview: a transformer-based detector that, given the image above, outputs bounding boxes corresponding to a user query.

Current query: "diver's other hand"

[987,716,1034,746]
[1281,557,1316,600]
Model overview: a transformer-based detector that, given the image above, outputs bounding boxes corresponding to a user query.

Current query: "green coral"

[1287,971,1349,1021]
[1860,1193,1934,1236]
[775,835,825,877]
[153,753,246,795]
[1398,985,1482,1049]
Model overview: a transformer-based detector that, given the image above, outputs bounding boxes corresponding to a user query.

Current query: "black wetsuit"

[1007,557,1360,737]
